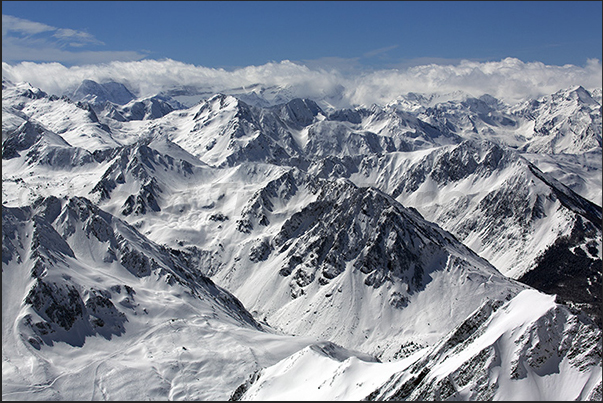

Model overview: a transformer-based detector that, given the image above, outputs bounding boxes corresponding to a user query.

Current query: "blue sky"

[2,1,602,70]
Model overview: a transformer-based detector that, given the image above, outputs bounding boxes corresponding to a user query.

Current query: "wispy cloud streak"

[2,14,146,65]
[363,45,399,58]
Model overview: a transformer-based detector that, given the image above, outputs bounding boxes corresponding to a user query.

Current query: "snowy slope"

[234,289,601,401]
[366,289,602,401]
[2,195,341,400]
[200,172,528,358]
[521,149,602,207]
[339,140,602,326]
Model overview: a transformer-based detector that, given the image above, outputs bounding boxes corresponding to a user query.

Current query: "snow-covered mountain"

[206,172,528,357]
[510,86,602,154]
[337,139,602,326]
[98,94,183,122]
[3,78,602,400]
[2,195,335,400]
[157,82,298,109]
[3,80,119,151]
[2,194,260,343]
[70,79,137,106]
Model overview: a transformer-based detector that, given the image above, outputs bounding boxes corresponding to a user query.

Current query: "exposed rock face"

[272,179,450,294]
[518,214,602,328]
[2,120,50,159]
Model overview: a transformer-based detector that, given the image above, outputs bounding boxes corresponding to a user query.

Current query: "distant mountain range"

[3,77,601,400]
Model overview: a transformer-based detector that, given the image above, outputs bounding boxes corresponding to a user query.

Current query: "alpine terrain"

[2,76,602,401]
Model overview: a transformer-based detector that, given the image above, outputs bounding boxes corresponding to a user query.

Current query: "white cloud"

[53,28,104,46]
[2,14,146,65]
[296,56,362,74]
[363,45,399,58]
[2,57,602,108]
[2,15,55,36]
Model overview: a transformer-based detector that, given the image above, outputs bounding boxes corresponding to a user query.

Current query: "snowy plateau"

[2,77,602,401]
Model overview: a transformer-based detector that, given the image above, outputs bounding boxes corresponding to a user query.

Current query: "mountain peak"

[71,79,136,106]
[273,98,324,127]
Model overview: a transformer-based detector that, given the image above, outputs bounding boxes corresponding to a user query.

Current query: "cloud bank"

[2,57,602,108]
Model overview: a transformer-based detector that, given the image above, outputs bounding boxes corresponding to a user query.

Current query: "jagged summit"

[209,172,528,357]
[510,85,602,154]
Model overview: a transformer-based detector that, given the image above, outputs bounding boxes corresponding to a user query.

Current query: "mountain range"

[2,77,601,400]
